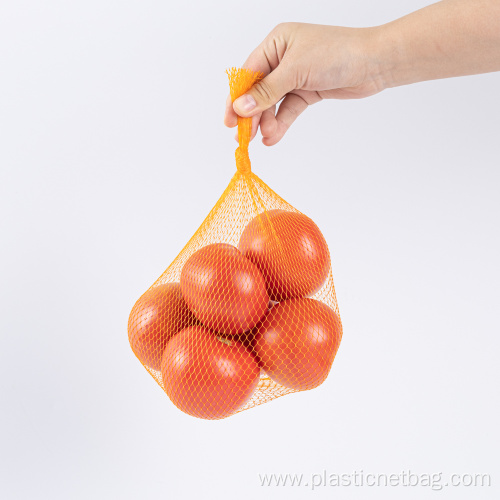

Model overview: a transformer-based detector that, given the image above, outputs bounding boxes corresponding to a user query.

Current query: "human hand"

[224,1,500,147]
[223,22,385,146]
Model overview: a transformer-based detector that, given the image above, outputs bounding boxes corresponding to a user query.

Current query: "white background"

[1,1,499,499]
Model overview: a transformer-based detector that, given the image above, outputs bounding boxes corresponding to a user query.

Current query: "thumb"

[233,65,295,117]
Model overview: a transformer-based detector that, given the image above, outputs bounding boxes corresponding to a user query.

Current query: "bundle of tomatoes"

[128,209,342,419]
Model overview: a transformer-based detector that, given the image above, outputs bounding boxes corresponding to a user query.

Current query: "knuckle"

[274,22,298,33]
[270,22,292,37]
[253,80,275,104]
[284,103,299,118]
[272,22,287,33]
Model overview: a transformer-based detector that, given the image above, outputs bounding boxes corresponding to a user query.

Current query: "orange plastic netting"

[127,68,342,420]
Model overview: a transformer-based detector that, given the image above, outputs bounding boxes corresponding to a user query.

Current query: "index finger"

[224,95,237,127]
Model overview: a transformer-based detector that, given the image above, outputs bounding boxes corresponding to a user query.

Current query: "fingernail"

[234,94,256,113]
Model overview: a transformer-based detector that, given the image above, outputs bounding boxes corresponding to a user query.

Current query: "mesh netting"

[127,68,343,420]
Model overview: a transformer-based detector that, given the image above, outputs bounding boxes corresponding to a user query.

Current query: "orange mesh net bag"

[127,68,343,420]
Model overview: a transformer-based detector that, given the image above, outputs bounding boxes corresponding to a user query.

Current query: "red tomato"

[253,298,341,390]
[235,300,277,368]
[128,283,196,371]
[180,243,269,335]
[238,209,331,301]
[161,325,260,419]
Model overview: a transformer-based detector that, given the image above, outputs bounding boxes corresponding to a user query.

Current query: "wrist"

[364,24,406,91]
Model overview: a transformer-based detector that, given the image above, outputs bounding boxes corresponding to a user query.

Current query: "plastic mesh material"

[127,68,343,420]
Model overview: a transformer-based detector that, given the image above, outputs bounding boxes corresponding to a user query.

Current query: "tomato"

[128,283,196,371]
[253,297,341,390]
[235,300,277,368]
[161,325,260,419]
[238,209,331,301]
[180,243,269,335]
